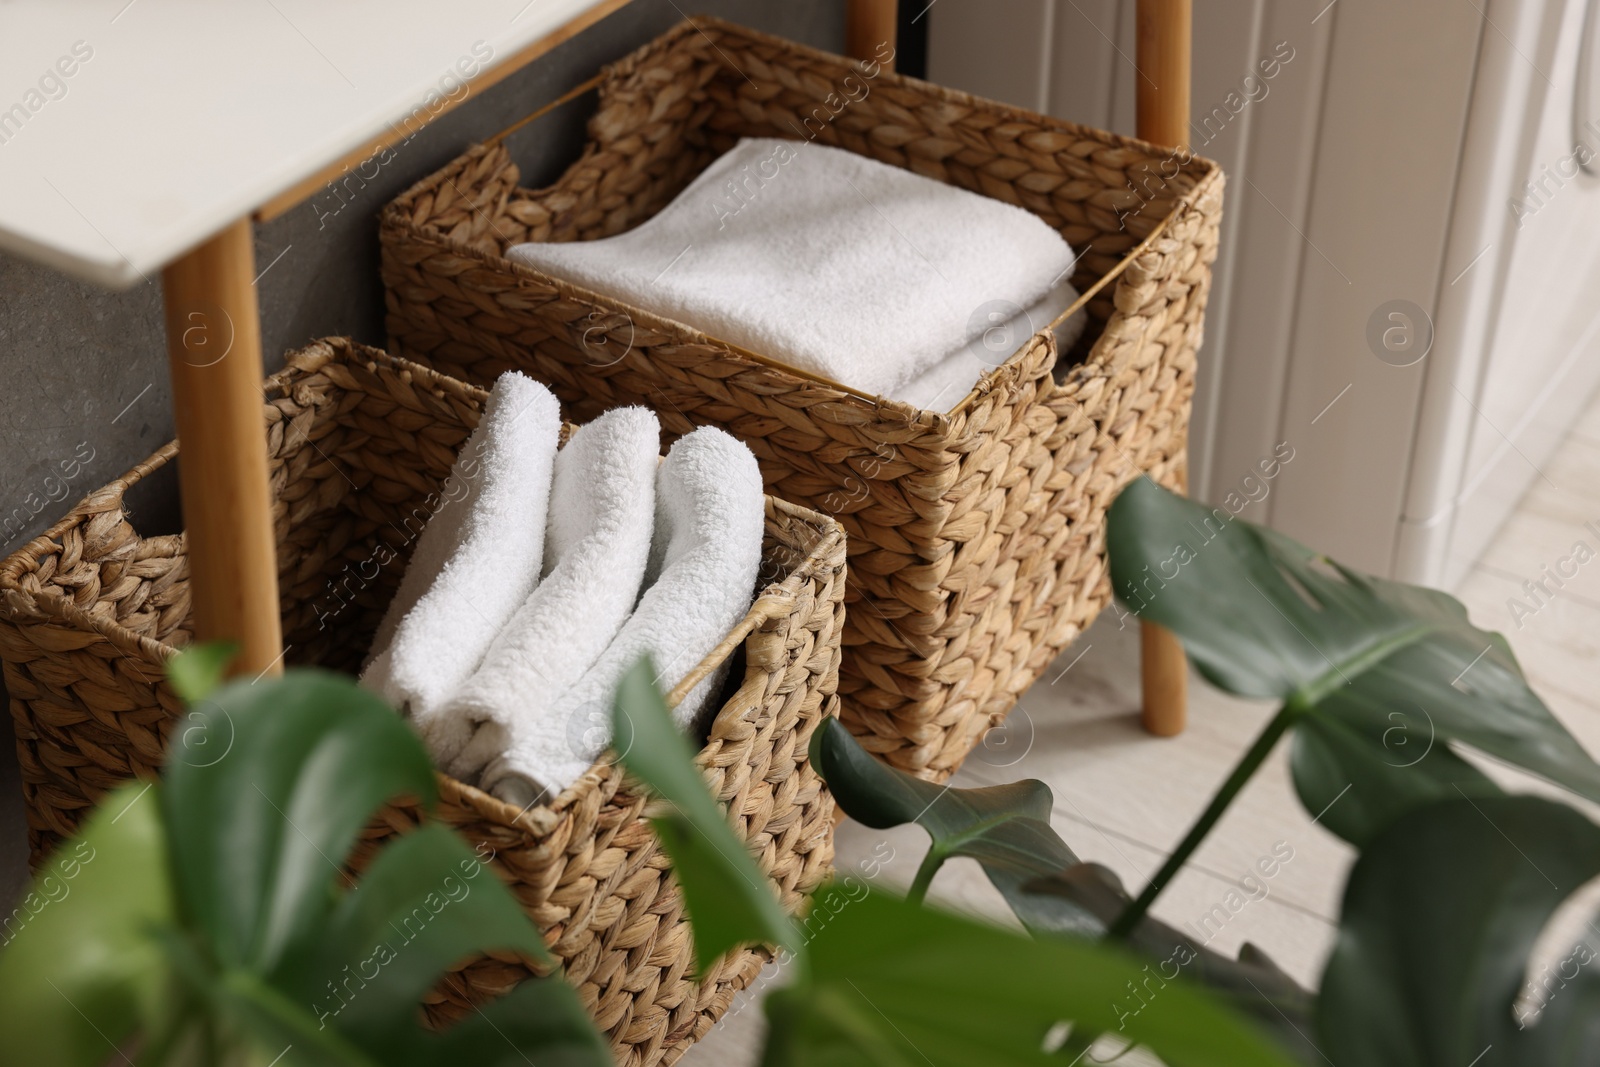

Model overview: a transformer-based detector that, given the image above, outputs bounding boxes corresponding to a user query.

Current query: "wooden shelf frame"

[146,0,1193,738]
[1134,0,1192,736]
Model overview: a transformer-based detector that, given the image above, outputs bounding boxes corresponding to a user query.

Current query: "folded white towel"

[432,406,662,782]
[891,279,1088,411]
[361,372,560,724]
[506,137,1077,399]
[483,425,765,805]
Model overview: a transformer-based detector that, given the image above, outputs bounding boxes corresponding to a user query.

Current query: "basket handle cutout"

[664,588,794,708]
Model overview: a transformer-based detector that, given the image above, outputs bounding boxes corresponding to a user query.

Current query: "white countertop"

[0,0,615,288]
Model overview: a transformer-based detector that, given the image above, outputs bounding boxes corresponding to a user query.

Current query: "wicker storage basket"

[0,337,845,1067]
[380,17,1223,781]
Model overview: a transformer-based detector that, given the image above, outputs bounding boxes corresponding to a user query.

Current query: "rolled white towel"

[435,406,661,783]
[483,425,766,806]
[361,372,560,724]
[889,279,1088,411]
[506,137,1077,399]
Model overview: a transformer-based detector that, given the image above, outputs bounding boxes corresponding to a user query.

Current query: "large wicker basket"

[0,337,846,1067]
[381,17,1223,781]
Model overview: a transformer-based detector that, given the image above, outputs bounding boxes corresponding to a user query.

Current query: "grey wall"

[0,0,845,906]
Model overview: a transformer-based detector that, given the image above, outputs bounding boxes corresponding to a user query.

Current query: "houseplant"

[0,649,609,1067]
[0,657,1291,1067]
[784,479,1600,1065]
[9,477,1600,1065]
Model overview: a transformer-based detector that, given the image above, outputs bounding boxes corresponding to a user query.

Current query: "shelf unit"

[0,0,1194,723]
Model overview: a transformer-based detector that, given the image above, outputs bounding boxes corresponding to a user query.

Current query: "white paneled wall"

[1269,0,1483,576]
[929,0,1343,542]
[927,0,1516,579]
[1418,0,1600,588]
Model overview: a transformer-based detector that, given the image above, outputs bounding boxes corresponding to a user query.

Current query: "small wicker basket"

[380,17,1223,781]
[0,337,845,1067]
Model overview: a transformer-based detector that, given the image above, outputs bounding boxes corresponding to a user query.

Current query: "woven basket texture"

[380,16,1223,780]
[0,337,846,1067]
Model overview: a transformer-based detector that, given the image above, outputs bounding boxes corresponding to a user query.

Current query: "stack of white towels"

[362,373,766,806]
[507,137,1088,410]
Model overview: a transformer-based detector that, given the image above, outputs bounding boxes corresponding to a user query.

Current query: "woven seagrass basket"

[0,337,845,1067]
[381,17,1224,781]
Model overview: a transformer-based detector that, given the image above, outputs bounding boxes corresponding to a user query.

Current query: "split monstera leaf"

[796,479,1600,1066]
[1107,476,1600,851]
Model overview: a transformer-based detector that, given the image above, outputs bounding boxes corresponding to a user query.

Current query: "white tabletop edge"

[0,0,617,290]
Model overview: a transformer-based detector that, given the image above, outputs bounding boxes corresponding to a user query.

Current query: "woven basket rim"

[0,336,847,838]
[679,16,1224,170]
[379,15,1221,425]
[0,438,182,677]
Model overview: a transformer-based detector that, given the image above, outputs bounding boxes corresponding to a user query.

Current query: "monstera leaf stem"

[1110,702,1299,939]
[906,852,942,906]
[904,814,1034,906]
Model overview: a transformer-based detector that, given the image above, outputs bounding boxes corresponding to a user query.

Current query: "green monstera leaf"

[1288,712,1504,846]
[765,889,1301,1067]
[1025,864,1320,1065]
[601,668,1300,1067]
[1107,477,1599,848]
[0,664,609,1067]
[811,718,1091,932]
[0,782,172,1067]
[272,824,553,1055]
[812,716,1317,1061]
[166,640,239,704]
[159,667,603,1065]
[161,670,441,974]
[613,657,799,971]
[1319,795,1600,1066]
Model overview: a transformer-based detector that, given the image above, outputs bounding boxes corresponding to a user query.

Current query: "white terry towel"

[432,406,662,782]
[361,372,560,724]
[482,425,765,806]
[505,137,1078,399]
[892,279,1088,412]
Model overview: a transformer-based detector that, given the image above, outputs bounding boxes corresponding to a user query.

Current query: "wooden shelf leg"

[161,218,283,678]
[846,0,898,68]
[1136,0,1191,736]
[1135,0,1192,149]
[1140,621,1187,736]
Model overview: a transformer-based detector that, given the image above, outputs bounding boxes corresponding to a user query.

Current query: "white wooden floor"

[683,393,1600,1066]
